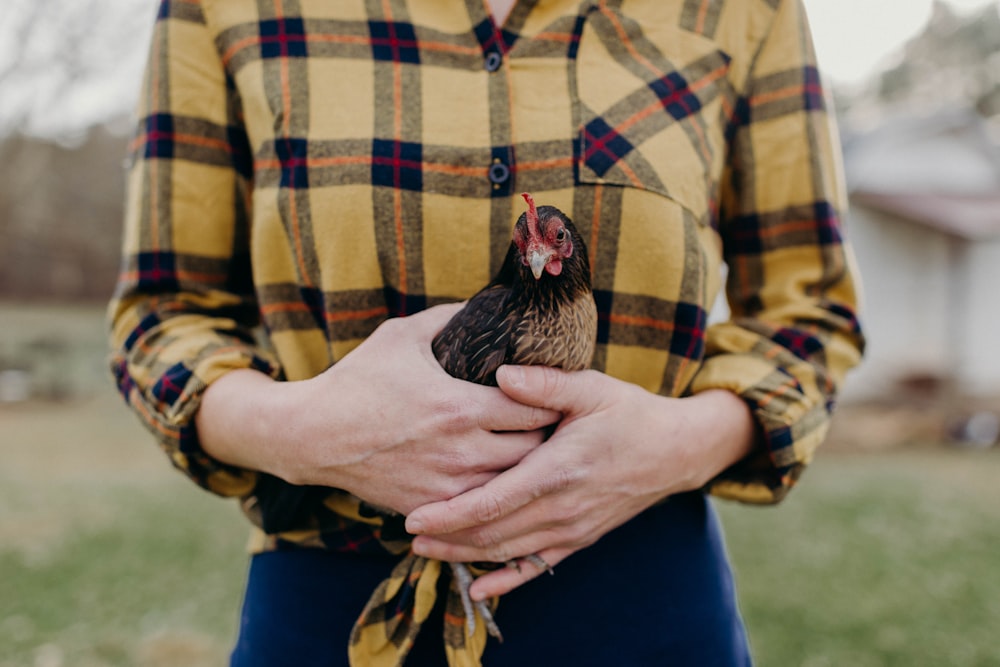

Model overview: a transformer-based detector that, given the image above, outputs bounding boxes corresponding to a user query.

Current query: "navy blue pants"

[230,492,752,666]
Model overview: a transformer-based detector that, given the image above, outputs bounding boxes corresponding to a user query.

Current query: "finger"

[405,448,571,536]
[467,428,547,474]
[410,520,558,564]
[473,388,561,433]
[495,365,604,415]
[468,548,574,600]
[408,301,466,336]
[405,484,522,537]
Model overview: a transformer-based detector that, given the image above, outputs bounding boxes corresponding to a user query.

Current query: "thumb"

[408,301,465,336]
[495,365,602,414]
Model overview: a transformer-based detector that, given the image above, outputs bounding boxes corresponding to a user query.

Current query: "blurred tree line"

[835,1,1000,124]
[878,2,1000,116]
[0,0,151,303]
[0,130,127,302]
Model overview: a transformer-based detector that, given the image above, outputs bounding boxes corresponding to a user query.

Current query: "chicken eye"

[555,228,566,242]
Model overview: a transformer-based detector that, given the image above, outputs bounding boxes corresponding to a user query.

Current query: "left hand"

[405,365,755,601]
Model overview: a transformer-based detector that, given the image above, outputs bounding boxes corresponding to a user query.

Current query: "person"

[108,0,864,665]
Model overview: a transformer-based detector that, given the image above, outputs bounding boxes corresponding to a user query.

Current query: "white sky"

[803,0,1000,84]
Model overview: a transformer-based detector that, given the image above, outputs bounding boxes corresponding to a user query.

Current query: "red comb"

[521,192,538,223]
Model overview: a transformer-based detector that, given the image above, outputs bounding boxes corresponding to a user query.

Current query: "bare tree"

[0,0,156,301]
[0,0,155,140]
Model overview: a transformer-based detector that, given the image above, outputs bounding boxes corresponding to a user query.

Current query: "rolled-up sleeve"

[691,0,865,504]
[108,0,281,497]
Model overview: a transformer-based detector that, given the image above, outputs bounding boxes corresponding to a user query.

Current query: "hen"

[430,192,598,640]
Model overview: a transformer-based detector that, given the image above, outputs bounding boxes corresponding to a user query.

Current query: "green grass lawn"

[717,450,1000,667]
[2,303,999,666]
[0,485,247,667]
[0,396,251,667]
[4,400,998,667]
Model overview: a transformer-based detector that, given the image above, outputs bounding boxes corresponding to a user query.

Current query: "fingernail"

[499,365,525,388]
[406,516,424,535]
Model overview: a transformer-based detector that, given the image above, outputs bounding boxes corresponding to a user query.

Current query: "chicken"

[430,192,598,640]
[433,192,597,384]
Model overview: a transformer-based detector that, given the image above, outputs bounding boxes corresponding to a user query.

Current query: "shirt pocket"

[572,5,733,221]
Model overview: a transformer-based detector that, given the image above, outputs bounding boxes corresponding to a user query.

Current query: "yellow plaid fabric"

[109,0,864,664]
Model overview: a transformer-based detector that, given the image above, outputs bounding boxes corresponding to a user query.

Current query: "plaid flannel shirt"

[109,0,863,663]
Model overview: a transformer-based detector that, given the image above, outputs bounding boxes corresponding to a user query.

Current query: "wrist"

[238,368,378,491]
[669,389,756,492]
[196,369,298,479]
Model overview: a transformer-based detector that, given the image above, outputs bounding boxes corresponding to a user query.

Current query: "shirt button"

[488,160,510,187]
[484,51,502,72]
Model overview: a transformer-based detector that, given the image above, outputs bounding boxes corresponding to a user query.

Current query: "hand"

[404,365,755,600]
[196,304,561,515]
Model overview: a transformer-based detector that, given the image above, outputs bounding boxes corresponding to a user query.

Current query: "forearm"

[194,367,376,490]
[194,367,389,491]
[195,368,302,481]
[192,308,561,514]
[666,389,757,493]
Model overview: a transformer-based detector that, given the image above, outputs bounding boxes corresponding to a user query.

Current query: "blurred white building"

[842,110,1000,401]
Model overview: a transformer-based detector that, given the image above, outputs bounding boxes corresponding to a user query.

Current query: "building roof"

[852,190,1000,240]
[843,109,1000,239]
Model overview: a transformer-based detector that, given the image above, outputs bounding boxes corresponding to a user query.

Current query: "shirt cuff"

[112,343,283,497]
[689,351,830,504]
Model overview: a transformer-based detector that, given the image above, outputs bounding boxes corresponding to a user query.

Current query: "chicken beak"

[528,248,551,280]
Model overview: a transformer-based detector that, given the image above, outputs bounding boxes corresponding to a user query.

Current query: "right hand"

[197,303,561,515]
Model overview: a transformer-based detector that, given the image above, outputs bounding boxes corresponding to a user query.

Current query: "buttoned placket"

[477,12,518,196]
